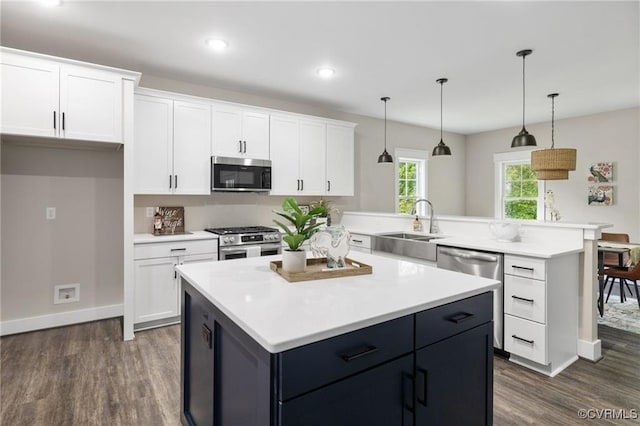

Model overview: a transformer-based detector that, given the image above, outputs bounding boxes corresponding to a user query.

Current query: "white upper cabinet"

[0,49,131,144]
[269,115,300,195]
[59,65,123,142]
[270,115,355,196]
[298,119,326,195]
[134,92,211,195]
[326,124,355,196]
[1,52,59,138]
[172,100,211,194]
[211,103,269,160]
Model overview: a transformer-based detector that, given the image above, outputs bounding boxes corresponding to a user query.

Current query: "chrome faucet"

[411,199,435,233]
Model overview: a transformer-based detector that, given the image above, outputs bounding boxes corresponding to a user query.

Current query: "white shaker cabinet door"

[211,103,243,158]
[298,120,326,195]
[173,100,211,195]
[134,94,174,194]
[269,115,300,195]
[59,65,123,143]
[326,124,355,196]
[241,111,270,160]
[0,52,59,138]
[134,257,179,324]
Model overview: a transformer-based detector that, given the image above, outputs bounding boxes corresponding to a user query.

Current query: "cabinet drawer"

[504,314,548,365]
[504,275,546,324]
[134,239,218,260]
[504,255,546,281]
[349,234,371,250]
[415,292,493,349]
[277,315,413,401]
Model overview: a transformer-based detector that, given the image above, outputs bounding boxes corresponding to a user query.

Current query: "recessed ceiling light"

[206,39,228,52]
[316,68,335,79]
[41,0,62,6]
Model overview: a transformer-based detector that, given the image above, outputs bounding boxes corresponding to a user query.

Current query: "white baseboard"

[578,338,602,361]
[0,304,123,336]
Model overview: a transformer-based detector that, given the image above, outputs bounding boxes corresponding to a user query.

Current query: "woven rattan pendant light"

[531,93,577,180]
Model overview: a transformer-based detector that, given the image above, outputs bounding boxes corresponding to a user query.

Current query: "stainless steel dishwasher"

[436,246,506,353]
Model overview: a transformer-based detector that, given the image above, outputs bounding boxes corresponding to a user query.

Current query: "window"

[395,148,427,215]
[494,151,544,220]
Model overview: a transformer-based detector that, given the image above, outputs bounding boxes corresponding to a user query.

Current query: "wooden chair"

[600,232,630,269]
[604,263,640,308]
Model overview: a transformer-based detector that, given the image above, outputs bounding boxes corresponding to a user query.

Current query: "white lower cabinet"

[133,238,217,330]
[349,233,372,254]
[503,253,578,377]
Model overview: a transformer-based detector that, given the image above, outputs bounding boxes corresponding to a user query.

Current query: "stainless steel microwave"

[211,156,272,192]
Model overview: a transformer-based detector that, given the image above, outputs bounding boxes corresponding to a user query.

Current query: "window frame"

[493,150,545,220]
[395,148,428,216]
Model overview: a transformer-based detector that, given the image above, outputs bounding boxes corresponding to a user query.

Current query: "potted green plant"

[310,198,339,226]
[273,197,328,272]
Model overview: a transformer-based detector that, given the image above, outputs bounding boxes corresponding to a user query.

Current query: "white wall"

[133,75,467,232]
[1,142,124,321]
[465,107,640,241]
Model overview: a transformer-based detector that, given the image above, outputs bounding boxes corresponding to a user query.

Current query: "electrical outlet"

[146,207,155,218]
[54,284,80,304]
[46,207,56,220]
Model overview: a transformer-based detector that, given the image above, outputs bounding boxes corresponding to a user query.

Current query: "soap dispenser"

[412,216,423,232]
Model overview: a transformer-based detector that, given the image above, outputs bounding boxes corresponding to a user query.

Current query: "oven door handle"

[220,247,248,254]
[220,243,282,253]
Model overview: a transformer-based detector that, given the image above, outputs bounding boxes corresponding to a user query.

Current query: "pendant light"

[531,93,577,180]
[511,49,537,148]
[432,78,452,156]
[378,96,393,163]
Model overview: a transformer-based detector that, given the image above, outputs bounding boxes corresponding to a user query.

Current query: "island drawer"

[504,314,548,365]
[504,255,546,281]
[134,239,218,260]
[277,315,413,401]
[415,292,492,349]
[349,234,372,250]
[504,275,546,324]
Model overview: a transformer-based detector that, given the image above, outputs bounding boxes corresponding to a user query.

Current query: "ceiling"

[1,1,638,135]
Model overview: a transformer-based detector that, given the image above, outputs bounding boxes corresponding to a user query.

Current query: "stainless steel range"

[204,226,282,260]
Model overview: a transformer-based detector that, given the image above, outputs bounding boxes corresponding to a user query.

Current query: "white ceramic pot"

[282,249,306,273]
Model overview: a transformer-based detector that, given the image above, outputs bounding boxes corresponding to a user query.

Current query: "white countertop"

[434,237,583,258]
[176,252,499,353]
[134,230,218,244]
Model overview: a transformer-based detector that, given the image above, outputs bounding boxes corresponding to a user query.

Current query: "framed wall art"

[587,186,613,206]
[587,162,613,183]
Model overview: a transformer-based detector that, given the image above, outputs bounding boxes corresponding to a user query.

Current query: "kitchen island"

[177,252,500,426]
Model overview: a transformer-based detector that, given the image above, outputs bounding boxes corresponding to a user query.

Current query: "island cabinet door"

[414,322,493,426]
[279,354,414,426]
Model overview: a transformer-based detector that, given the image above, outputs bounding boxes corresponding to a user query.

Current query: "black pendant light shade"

[432,78,452,156]
[378,97,393,163]
[511,49,537,148]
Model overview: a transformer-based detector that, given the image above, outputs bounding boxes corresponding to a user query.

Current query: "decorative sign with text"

[159,206,184,233]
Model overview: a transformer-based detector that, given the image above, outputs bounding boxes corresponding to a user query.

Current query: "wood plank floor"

[1,320,638,425]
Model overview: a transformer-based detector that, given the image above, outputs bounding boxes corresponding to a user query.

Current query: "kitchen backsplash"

[134,193,357,233]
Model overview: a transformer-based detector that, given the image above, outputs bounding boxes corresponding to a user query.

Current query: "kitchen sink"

[373,232,442,262]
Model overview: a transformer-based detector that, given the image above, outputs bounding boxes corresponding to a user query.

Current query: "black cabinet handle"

[512,265,534,271]
[238,140,242,153]
[339,344,378,362]
[512,295,535,303]
[174,175,178,189]
[202,324,212,349]
[53,111,56,129]
[402,372,415,413]
[62,112,65,130]
[352,239,363,243]
[416,368,428,406]
[301,179,304,191]
[169,175,172,189]
[170,248,187,252]
[243,140,247,153]
[512,334,534,345]
[297,179,300,190]
[327,180,331,192]
[447,312,475,324]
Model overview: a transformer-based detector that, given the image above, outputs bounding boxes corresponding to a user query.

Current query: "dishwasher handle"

[438,248,499,263]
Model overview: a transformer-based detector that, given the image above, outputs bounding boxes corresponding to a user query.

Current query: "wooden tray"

[270,257,373,283]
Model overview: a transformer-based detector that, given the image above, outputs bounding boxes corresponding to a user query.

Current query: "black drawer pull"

[512,295,535,303]
[402,372,415,413]
[447,312,475,324]
[512,265,534,271]
[512,334,534,345]
[352,239,363,243]
[170,248,187,252]
[416,368,428,407]
[339,344,378,362]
